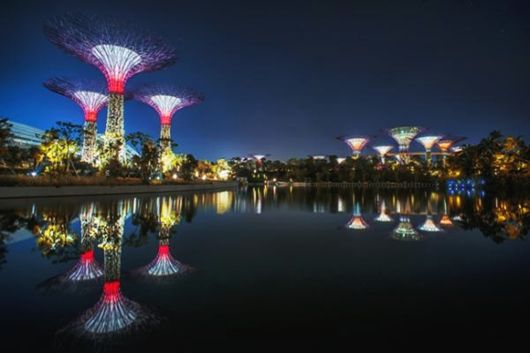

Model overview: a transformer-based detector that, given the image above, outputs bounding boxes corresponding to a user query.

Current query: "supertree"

[342,136,369,159]
[372,145,393,165]
[44,13,177,161]
[44,77,107,164]
[437,136,466,166]
[134,86,203,153]
[416,135,443,166]
[388,126,423,163]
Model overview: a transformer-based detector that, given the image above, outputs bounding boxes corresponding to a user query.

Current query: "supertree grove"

[44,14,177,161]
[44,78,107,164]
[416,135,443,166]
[134,86,203,154]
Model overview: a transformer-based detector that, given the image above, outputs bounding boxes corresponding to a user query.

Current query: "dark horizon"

[1,0,529,160]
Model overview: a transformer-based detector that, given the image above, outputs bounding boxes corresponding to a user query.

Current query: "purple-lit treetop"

[44,77,108,122]
[134,86,204,125]
[44,14,177,94]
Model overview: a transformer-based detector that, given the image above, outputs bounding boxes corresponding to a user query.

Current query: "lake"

[0,186,529,351]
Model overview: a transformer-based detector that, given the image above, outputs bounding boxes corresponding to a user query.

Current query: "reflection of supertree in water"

[38,205,102,290]
[44,14,176,160]
[66,205,103,281]
[138,197,193,278]
[392,216,421,241]
[346,203,369,230]
[375,200,393,222]
[418,215,443,232]
[43,77,107,164]
[68,202,150,337]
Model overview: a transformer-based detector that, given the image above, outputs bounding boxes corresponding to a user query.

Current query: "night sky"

[1,0,529,160]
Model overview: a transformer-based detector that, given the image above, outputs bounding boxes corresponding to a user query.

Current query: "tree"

[126,132,159,183]
[38,121,83,176]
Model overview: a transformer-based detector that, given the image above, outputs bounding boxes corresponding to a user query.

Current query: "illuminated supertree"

[418,215,443,232]
[346,203,369,230]
[134,86,203,153]
[44,78,107,164]
[388,126,422,163]
[373,145,393,164]
[342,137,369,159]
[416,135,443,166]
[437,136,466,166]
[392,216,421,241]
[44,14,177,161]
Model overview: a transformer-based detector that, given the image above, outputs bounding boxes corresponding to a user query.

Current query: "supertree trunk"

[426,149,432,167]
[102,216,125,282]
[82,120,97,164]
[105,93,125,162]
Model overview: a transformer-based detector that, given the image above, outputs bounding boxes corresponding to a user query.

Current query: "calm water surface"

[0,187,529,351]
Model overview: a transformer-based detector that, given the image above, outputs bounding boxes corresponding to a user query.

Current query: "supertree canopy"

[437,136,466,153]
[388,126,422,151]
[44,77,107,164]
[134,86,203,150]
[343,137,369,158]
[437,137,466,166]
[44,13,177,161]
[388,126,422,164]
[416,135,443,151]
[416,135,443,165]
[372,145,393,164]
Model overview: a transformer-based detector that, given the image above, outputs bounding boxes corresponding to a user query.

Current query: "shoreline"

[0,181,238,199]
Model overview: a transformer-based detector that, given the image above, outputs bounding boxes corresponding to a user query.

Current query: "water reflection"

[0,187,528,348]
